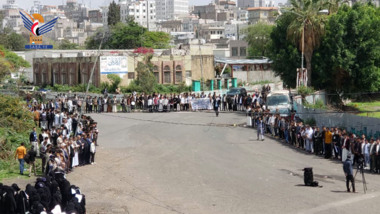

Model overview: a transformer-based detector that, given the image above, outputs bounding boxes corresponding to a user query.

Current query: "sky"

[1,0,215,11]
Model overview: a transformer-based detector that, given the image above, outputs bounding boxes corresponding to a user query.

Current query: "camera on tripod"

[355,156,367,193]
[357,157,364,169]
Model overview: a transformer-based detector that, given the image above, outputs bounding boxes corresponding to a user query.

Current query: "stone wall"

[234,70,281,83]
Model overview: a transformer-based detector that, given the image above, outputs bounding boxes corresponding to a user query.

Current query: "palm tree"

[286,0,328,86]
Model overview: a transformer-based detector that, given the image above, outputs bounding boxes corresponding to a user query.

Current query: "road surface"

[6,112,380,213]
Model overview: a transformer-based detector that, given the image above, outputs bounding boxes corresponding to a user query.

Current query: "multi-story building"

[29,1,42,14]
[155,0,189,21]
[2,0,18,9]
[102,0,157,31]
[235,8,248,21]
[192,3,236,21]
[1,0,22,33]
[88,9,102,23]
[156,20,182,33]
[238,0,274,8]
[247,7,277,24]
[120,0,156,31]
[224,20,248,40]
[58,0,89,24]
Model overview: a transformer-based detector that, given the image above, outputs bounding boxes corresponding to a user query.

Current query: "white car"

[265,91,292,116]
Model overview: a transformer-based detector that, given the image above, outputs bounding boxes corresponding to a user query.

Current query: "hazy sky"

[1,0,215,11]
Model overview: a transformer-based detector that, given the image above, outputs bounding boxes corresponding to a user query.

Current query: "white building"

[120,0,156,31]
[29,1,42,14]
[102,0,157,31]
[224,20,248,40]
[2,0,18,9]
[1,0,22,33]
[237,0,274,8]
[155,0,189,21]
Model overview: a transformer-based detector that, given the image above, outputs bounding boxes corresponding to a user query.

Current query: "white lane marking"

[295,191,380,214]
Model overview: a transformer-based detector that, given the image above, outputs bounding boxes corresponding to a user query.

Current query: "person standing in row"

[15,143,27,175]
[325,128,333,159]
[257,117,265,141]
[213,94,221,117]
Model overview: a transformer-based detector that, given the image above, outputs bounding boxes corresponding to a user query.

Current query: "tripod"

[354,163,367,194]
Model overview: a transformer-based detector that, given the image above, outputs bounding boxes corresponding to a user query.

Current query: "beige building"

[30,46,215,87]
[247,7,277,24]
[122,45,214,86]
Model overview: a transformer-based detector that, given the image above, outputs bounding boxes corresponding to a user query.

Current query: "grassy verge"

[347,101,380,118]
[0,94,35,181]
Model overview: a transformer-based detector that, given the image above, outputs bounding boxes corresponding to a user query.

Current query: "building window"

[232,47,238,56]
[154,72,159,83]
[240,47,247,56]
[35,74,40,84]
[175,65,182,83]
[185,70,191,78]
[163,65,171,83]
[41,73,45,84]
[128,73,135,79]
[54,73,59,84]
[153,65,159,83]
[61,73,67,84]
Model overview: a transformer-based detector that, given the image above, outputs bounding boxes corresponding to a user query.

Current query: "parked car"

[226,87,247,98]
[265,90,293,116]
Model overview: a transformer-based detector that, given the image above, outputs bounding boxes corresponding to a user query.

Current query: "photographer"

[343,154,355,193]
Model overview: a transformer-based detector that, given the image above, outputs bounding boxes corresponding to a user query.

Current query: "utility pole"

[146,1,149,31]
[198,38,204,91]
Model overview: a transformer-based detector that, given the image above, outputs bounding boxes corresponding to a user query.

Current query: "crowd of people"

[23,98,98,178]
[250,108,380,173]
[31,89,268,114]
[0,174,86,213]
[2,94,100,213]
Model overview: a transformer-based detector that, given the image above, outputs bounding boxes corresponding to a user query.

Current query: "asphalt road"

[8,112,380,214]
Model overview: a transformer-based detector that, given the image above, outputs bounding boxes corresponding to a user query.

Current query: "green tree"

[85,22,170,50]
[286,0,328,86]
[269,13,300,88]
[58,39,79,50]
[143,31,171,49]
[85,28,111,49]
[109,22,146,49]
[243,22,274,57]
[106,74,122,93]
[0,30,27,51]
[313,3,380,96]
[6,32,26,51]
[108,0,120,26]
[135,54,157,93]
[0,46,30,81]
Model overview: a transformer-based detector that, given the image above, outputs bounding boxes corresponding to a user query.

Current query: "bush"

[304,99,326,110]
[120,80,142,93]
[107,74,122,93]
[304,118,316,126]
[297,86,315,97]
[0,95,34,179]
[72,84,102,93]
